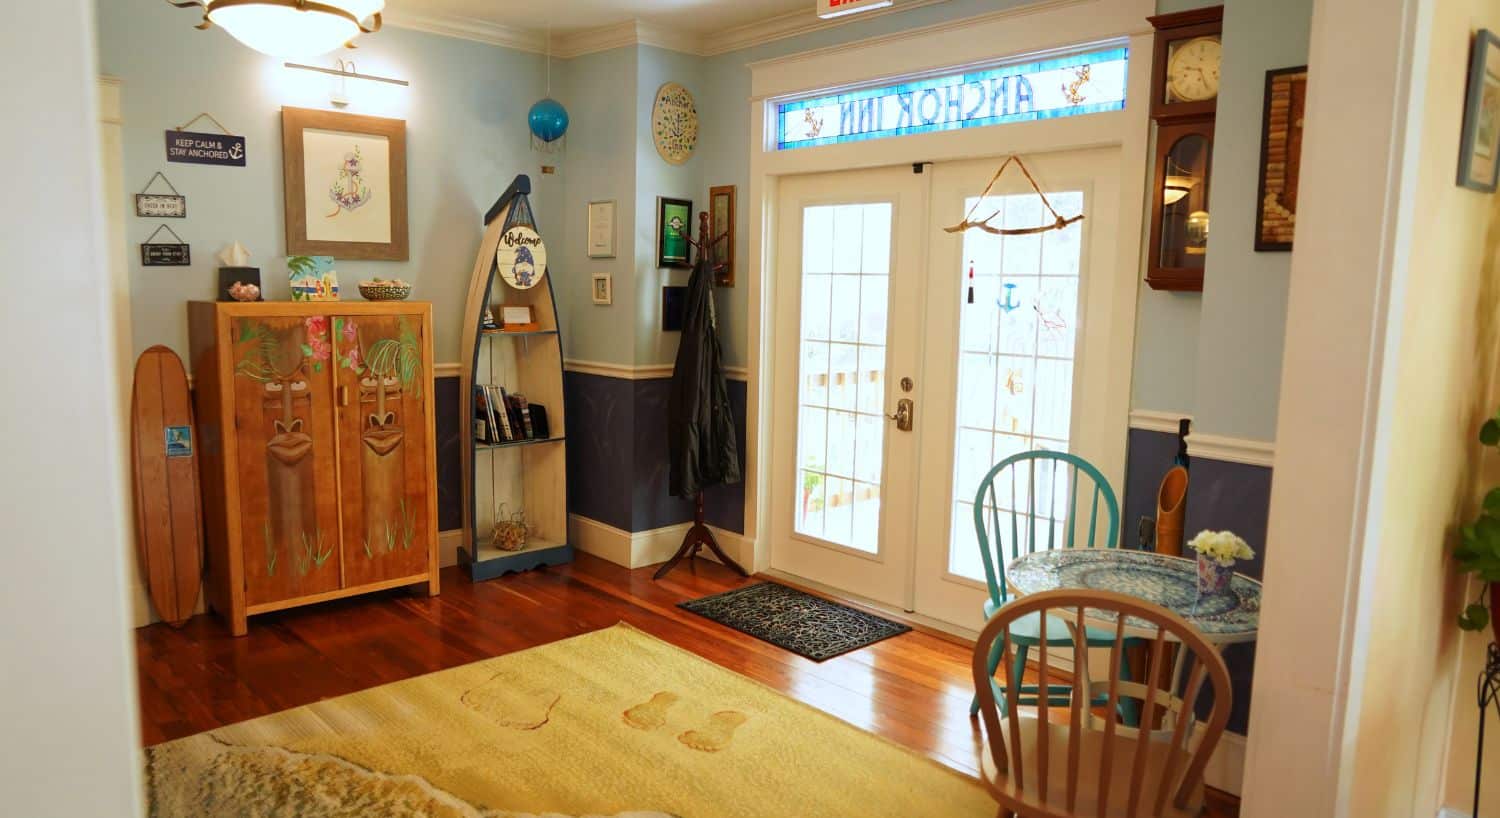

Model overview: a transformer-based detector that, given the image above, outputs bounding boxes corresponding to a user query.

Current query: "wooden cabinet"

[188,301,439,635]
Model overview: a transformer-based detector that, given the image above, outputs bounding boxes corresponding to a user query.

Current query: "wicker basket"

[359,281,412,301]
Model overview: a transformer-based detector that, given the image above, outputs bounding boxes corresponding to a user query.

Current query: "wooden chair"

[972,589,1232,818]
[970,450,1127,716]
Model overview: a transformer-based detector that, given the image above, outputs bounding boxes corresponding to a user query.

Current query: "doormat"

[679,582,912,661]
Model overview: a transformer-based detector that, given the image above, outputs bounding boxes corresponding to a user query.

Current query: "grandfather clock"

[1146,6,1222,292]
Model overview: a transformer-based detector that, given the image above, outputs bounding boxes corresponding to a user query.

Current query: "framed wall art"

[657,196,692,269]
[1459,29,1500,192]
[709,185,736,286]
[282,107,408,260]
[1254,65,1308,251]
[587,199,616,258]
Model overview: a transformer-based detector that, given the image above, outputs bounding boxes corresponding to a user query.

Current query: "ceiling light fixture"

[816,0,895,20]
[167,0,385,59]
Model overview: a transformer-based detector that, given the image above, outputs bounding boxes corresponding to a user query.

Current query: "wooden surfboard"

[131,345,204,626]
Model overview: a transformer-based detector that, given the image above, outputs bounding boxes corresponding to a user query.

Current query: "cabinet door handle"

[340,385,350,407]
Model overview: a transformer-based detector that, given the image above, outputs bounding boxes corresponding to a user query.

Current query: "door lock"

[888,398,914,432]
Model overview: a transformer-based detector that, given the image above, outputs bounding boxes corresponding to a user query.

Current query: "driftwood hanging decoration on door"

[943,155,1085,236]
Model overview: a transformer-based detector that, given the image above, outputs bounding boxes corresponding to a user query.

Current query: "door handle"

[887,398,914,432]
[339,385,350,407]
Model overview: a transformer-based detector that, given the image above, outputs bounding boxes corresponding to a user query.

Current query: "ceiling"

[385,0,813,37]
[380,0,949,55]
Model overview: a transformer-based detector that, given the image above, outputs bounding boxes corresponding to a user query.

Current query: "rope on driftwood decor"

[942,154,1085,236]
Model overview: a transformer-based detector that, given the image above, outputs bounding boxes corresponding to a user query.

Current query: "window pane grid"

[795,202,893,554]
[948,192,1084,580]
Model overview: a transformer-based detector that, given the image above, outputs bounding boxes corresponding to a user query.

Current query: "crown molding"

[386,0,965,59]
[382,9,548,53]
[702,0,952,56]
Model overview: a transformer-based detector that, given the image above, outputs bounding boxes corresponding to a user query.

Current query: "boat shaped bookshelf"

[458,175,573,582]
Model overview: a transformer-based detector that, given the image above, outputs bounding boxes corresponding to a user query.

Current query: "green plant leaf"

[1460,601,1491,631]
[1482,419,1500,446]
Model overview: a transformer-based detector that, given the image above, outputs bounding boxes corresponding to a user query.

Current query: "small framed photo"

[709,185,736,287]
[499,304,538,332]
[1459,29,1500,192]
[165,426,193,458]
[657,196,692,269]
[587,200,616,258]
[591,273,613,305]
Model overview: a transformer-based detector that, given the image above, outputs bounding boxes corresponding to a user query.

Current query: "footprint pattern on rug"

[676,710,748,753]
[460,672,561,731]
[622,691,679,731]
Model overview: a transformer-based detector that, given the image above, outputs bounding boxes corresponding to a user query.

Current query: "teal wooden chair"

[968,450,1134,719]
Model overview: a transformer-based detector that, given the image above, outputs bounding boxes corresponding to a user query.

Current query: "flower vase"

[1196,553,1234,597]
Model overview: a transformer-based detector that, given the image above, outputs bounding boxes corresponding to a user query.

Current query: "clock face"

[1167,36,1222,103]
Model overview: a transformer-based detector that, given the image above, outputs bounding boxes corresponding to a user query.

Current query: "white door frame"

[743,0,1155,574]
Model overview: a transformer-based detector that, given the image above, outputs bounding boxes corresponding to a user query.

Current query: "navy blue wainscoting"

[434,376,464,532]
[564,372,747,536]
[1121,426,1273,735]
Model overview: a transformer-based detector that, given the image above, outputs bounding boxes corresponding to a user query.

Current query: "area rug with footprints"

[145,623,991,818]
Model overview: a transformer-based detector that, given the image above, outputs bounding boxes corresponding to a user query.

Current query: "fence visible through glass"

[794,202,892,553]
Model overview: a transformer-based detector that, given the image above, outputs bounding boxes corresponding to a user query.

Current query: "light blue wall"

[1189,0,1309,441]
[553,46,639,367]
[1131,0,1311,442]
[96,0,555,363]
[635,46,706,367]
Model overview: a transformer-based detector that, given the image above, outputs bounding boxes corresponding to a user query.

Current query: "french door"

[769,149,1125,632]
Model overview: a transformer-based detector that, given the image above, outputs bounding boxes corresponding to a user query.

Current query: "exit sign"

[818,0,894,19]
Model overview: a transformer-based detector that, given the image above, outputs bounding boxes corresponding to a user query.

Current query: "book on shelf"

[473,385,496,444]
[488,385,516,442]
[530,404,550,439]
[510,393,535,439]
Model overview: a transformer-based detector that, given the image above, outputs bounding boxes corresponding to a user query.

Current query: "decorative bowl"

[359,280,411,301]
[228,281,261,302]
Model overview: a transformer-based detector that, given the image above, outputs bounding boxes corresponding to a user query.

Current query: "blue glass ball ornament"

[528,98,570,144]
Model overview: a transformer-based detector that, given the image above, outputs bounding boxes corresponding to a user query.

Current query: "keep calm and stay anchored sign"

[165,129,246,166]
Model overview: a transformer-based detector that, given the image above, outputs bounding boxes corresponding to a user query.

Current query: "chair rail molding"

[1184,432,1276,468]
[1128,408,1194,434]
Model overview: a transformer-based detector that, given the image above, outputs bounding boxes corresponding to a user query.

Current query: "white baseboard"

[1203,730,1245,796]
[568,513,751,570]
[439,528,465,568]
[1438,808,1471,818]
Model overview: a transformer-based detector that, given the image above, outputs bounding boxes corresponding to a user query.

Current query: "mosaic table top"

[1006,549,1262,643]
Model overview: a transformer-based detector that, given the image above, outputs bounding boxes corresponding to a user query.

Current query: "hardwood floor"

[135,553,1238,816]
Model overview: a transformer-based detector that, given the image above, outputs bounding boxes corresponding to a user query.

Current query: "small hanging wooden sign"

[134,171,186,218]
[141,224,191,266]
[165,113,246,167]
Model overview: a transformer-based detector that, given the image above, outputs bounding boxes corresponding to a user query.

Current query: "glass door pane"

[946,192,1085,580]
[794,202,892,553]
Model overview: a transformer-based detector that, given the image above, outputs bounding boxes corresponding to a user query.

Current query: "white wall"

[0,1,144,815]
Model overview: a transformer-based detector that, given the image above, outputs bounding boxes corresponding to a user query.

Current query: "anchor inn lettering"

[774,46,1128,151]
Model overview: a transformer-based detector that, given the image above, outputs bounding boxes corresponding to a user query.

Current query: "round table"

[1005,549,1261,645]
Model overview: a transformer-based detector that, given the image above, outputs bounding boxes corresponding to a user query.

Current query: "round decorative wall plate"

[651,82,698,166]
[496,226,547,290]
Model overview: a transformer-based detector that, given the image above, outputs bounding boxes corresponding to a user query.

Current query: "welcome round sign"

[496,226,547,290]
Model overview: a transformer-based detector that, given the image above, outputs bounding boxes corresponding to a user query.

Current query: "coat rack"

[654,212,747,581]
